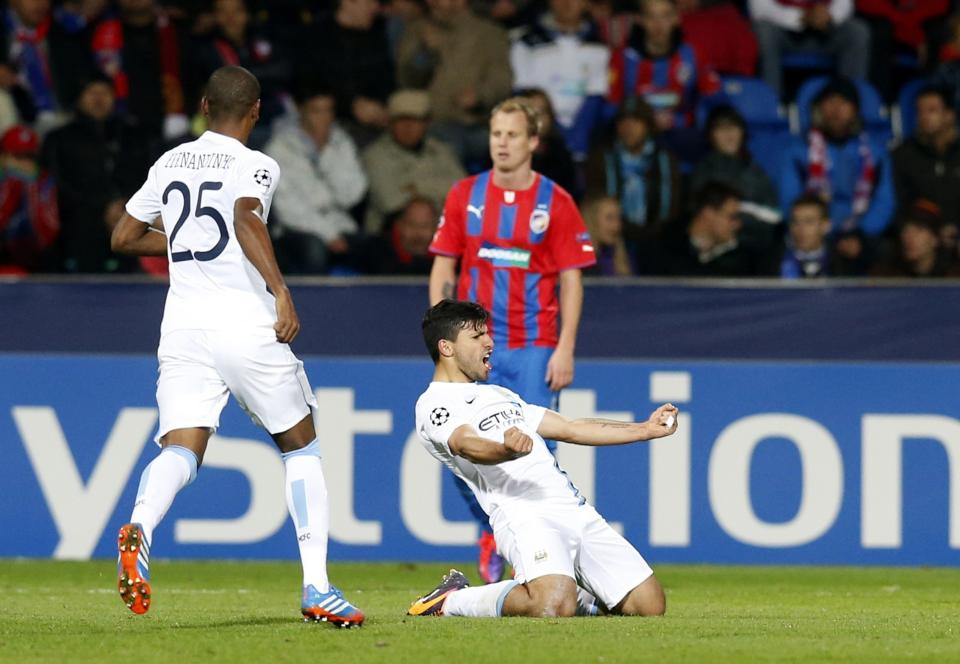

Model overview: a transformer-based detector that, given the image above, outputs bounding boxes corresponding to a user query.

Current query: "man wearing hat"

[362,89,465,235]
[871,200,960,277]
[0,124,59,272]
[779,77,895,264]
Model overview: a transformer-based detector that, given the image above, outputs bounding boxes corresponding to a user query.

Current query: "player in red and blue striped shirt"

[429,97,596,583]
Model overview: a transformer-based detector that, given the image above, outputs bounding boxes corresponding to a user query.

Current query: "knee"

[537,596,578,618]
[530,589,578,618]
[618,578,667,617]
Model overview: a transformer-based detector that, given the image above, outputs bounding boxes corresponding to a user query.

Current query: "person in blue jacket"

[779,77,894,265]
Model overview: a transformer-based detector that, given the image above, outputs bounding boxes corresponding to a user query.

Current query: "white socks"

[282,440,330,593]
[577,587,600,616]
[130,445,198,545]
[443,580,518,617]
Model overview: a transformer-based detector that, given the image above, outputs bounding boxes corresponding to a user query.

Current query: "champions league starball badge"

[253,168,272,190]
[430,407,450,426]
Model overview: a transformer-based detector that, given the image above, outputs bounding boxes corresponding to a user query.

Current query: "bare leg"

[501,575,579,618]
[611,574,666,617]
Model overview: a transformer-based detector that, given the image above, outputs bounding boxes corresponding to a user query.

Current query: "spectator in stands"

[871,200,960,277]
[777,193,836,277]
[931,15,960,112]
[749,0,870,100]
[354,196,438,274]
[655,180,766,276]
[42,74,149,274]
[893,86,960,240]
[691,105,779,249]
[779,77,895,265]
[190,0,292,148]
[585,96,679,272]
[856,1,948,101]
[588,0,635,50]
[582,194,636,275]
[516,87,579,198]
[361,89,465,235]
[0,124,58,273]
[92,0,189,151]
[299,0,394,148]
[469,0,541,28]
[608,0,721,164]
[397,0,513,166]
[0,0,94,130]
[510,0,610,161]
[265,85,368,274]
[678,0,759,77]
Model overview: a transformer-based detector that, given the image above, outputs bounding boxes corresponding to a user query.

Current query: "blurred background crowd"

[2,0,960,279]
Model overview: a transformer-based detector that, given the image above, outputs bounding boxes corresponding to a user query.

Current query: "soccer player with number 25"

[110,66,363,627]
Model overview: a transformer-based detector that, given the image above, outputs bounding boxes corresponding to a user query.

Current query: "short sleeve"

[523,402,547,432]
[417,396,470,455]
[429,178,467,257]
[125,163,161,223]
[547,188,597,270]
[234,153,281,222]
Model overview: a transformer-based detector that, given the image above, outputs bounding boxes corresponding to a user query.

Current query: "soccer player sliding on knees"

[410,300,676,618]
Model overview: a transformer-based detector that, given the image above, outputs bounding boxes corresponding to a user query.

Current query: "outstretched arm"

[536,404,678,446]
[447,424,533,464]
[233,196,299,343]
[111,213,168,256]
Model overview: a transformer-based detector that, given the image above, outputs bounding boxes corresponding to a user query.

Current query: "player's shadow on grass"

[170,616,295,630]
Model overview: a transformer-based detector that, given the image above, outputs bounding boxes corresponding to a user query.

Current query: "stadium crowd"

[2,0,960,279]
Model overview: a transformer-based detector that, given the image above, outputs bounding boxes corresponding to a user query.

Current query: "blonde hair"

[583,196,633,276]
[490,97,541,137]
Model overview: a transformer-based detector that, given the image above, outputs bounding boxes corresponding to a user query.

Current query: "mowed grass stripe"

[0,561,957,663]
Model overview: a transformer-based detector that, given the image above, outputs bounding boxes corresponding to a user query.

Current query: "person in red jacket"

[678,0,759,77]
[0,124,58,272]
[856,0,949,100]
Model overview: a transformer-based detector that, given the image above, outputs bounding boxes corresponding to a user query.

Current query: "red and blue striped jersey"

[430,171,595,349]
[608,36,720,130]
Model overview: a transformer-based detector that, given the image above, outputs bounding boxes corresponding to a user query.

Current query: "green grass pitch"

[1,560,958,663]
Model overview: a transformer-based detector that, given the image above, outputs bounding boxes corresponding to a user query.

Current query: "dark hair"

[705,104,749,158]
[692,180,741,216]
[204,65,260,122]
[915,85,955,112]
[422,300,489,364]
[616,96,657,133]
[293,77,336,107]
[790,193,829,219]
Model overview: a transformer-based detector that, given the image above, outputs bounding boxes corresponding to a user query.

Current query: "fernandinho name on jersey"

[163,151,237,170]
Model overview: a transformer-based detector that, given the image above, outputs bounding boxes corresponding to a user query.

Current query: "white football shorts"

[495,504,654,611]
[155,328,317,443]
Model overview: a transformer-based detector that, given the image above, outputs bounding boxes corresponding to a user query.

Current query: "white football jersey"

[415,381,586,529]
[126,130,281,336]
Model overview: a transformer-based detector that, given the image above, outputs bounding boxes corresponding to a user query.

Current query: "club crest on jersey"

[530,207,550,234]
[253,168,272,190]
[430,407,450,427]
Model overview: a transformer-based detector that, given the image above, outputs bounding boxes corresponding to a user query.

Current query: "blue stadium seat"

[748,129,793,183]
[794,76,891,144]
[698,76,785,127]
[895,78,926,139]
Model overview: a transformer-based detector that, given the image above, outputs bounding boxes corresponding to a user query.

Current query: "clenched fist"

[503,426,533,458]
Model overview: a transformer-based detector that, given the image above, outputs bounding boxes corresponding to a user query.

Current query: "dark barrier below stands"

[2,277,960,360]
[3,277,959,564]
